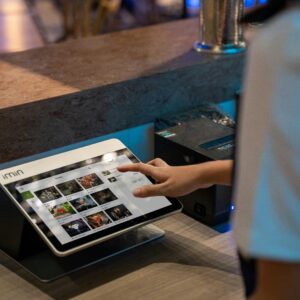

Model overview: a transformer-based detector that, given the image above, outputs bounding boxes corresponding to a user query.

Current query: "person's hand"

[117,158,214,198]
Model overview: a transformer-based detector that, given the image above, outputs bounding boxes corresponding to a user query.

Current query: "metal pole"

[194,0,246,54]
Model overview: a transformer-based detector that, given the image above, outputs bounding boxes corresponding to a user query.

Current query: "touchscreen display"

[4,149,172,245]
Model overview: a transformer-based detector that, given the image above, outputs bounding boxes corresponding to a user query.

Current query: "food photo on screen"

[56,180,83,196]
[77,173,103,189]
[101,170,111,176]
[90,188,118,205]
[61,219,91,237]
[85,211,112,229]
[105,204,132,221]
[34,186,62,203]
[47,202,76,219]
[70,195,98,212]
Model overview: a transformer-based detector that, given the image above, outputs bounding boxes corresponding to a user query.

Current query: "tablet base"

[2,224,164,282]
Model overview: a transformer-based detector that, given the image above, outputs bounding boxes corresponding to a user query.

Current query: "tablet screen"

[3,148,176,250]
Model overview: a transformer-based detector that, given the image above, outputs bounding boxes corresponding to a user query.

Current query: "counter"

[0,213,244,300]
[0,18,244,163]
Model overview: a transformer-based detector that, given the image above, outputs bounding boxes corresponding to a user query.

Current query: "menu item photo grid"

[31,176,133,240]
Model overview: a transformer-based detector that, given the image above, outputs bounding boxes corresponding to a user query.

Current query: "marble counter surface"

[0,18,244,163]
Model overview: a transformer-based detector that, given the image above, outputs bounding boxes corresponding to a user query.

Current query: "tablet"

[0,139,182,257]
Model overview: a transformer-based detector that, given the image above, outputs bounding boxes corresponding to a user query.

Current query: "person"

[118,1,300,299]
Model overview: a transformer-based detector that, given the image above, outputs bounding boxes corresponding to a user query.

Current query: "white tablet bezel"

[0,139,182,257]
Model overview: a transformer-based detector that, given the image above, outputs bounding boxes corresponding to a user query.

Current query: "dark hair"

[242,0,292,23]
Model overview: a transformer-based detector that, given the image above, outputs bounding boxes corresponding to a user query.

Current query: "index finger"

[117,163,156,177]
[147,158,168,167]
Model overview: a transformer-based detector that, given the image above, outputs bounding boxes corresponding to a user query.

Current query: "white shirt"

[233,7,300,261]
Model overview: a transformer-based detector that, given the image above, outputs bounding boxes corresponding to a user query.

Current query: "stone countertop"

[0,18,244,163]
[1,18,216,109]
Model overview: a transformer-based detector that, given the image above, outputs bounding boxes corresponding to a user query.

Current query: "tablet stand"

[0,188,165,282]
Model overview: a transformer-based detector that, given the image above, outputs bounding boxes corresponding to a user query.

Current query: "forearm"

[118,158,234,197]
[195,160,233,188]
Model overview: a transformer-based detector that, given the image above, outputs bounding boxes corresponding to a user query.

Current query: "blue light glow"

[217,99,236,121]
[186,0,267,9]
[244,0,256,8]
[186,0,200,8]
[231,204,235,211]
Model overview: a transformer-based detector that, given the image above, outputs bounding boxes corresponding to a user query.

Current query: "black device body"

[155,116,235,226]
